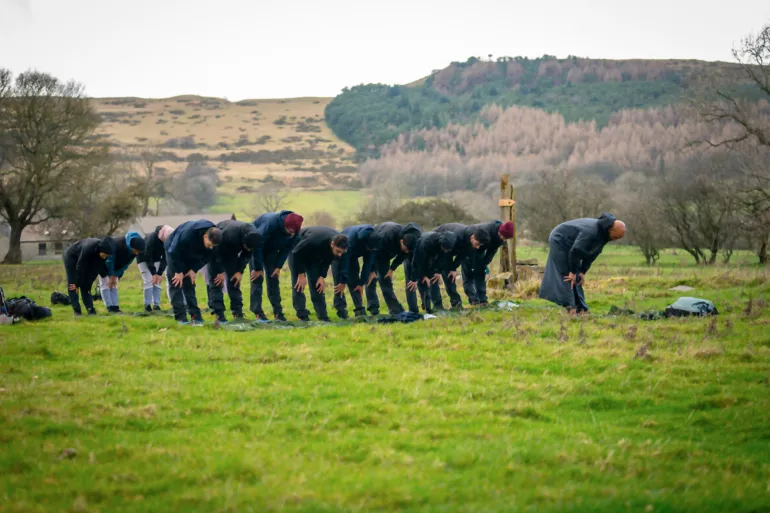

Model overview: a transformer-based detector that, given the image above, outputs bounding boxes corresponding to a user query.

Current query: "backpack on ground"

[6,296,52,321]
[50,291,71,305]
[665,297,718,317]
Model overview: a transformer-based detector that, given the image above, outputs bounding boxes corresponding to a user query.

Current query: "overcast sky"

[2,0,768,100]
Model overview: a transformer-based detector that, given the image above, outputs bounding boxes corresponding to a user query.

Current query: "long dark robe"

[539,213,616,312]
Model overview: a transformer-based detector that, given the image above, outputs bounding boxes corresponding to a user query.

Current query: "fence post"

[498,175,517,287]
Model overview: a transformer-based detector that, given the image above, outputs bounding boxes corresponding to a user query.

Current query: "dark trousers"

[461,260,488,304]
[207,274,244,319]
[331,258,377,317]
[168,273,201,322]
[64,264,94,314]
[441,270,464,308]
[249,252,283,317]
[289,254,329,320]
[366,257,404,315]
[402,259,422,314]
[417,277,444,312]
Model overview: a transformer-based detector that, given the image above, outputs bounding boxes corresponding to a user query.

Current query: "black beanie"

[366,232,383,251]
[243,231,261,251]
[439,232,457,252]
[98,237,116,255]
[130,237,146,253]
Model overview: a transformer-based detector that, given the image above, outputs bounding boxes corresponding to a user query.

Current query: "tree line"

[357,23,770,265]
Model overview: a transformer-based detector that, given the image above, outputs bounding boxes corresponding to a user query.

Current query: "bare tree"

[135,144,171,217]
[250,182,289,217]
[614,174,670,265]
[0,69,106,263]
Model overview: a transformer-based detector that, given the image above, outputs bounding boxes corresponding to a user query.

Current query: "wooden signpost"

[499,175,517,286]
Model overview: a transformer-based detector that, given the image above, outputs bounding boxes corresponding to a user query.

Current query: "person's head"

[129,236,146,256]
[331,234,349,258]
[284,213,304,236]
[366,232,382,252]
[439,232,457,253]
[470,228,491,249]
[609,220,627,241]
[157,225,174,243]
[98,237,115,260]
[400,233,418,254]
[203,227,222,249]
[498,221,515,241]
[243,231,261,252]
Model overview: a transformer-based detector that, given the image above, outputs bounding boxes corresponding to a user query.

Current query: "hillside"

[325,56,759,156]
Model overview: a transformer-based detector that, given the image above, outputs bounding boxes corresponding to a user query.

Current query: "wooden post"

[499,175,517,286]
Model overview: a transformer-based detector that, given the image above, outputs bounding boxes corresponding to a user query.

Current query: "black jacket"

[136,228,167,276]
[375,222,421,271]
[164,220,216,275]
[408,231,452,282]
[337,224,375,286]
[63,237,116,288]
[473,221,503,269]
[290,226,342,277]
[549,213,616,275]
[210,220,259,276]
[435,223,475,272]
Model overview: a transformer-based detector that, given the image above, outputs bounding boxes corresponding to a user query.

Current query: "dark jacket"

[103,232,143,279]
[408,231,455,282]
[435,223,475,272]
[473,221,503,269]
[291,226,342,277]
[375,222,421,270]
[549,213,616,275]
[63,237,116,288]
[164,220,215,275]
[136,228,167,276]
[251,210,298,271]
[337,224,376,286]
[210,220,259,276]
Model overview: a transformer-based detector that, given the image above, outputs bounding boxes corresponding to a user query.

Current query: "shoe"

[73,311,82,317]
[317,317,332,323]
[232,314,245,322]
[368,310,380,317]
[87,308,97,315]
[298,317,310,322]
[113,307,123,314]
[178,320,190,325]
[337,311,349,320]
[145,305,153,313]
[274,313,287,322]
[213,312,228,323]
[153,305,161,311]
[255,312,269,321]
[191,318,205,327]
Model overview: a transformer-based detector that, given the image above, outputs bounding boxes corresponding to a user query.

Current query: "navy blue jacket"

[164,220,215,275]
[337,224,376,286]
[251,210,298,271]
[210,220,258,276]
[374,222,421,271]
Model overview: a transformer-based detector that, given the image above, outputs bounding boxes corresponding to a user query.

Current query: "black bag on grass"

[665,297,718,317]
[50,291,70,305]
[6,296,52,321]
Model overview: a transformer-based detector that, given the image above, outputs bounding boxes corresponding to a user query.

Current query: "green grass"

[1,247,769,512]
[210,190,364,225]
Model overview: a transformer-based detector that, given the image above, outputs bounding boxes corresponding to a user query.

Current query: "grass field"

[1,246,769,512]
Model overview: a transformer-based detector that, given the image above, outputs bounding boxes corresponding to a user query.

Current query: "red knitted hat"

[284,213,304,233]
[498,221,514,239]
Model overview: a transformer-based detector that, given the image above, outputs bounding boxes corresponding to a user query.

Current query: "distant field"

[210,189,364,226]
[91,95,360,210]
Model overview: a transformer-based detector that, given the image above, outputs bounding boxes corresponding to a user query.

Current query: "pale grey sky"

[2,0,768,100]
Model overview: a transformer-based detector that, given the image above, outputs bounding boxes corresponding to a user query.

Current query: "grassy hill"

[325,55,759,156]
[92,96,361,220]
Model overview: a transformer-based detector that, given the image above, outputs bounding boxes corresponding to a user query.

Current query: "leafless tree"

[0,69,106,263]
[250,182,289,218]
